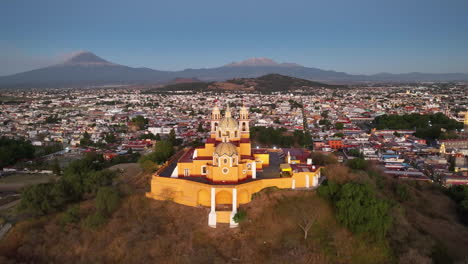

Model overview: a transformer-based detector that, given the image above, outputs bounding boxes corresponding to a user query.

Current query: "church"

[146,104,322,227]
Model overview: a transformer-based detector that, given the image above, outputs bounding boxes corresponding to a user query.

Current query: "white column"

[313,175,319,187]
[170,165,178,178]
[230,188,238,228]
[252,162,256,179]
[208,187,217,227]
[305,175,310,188]
[292,179,296,189]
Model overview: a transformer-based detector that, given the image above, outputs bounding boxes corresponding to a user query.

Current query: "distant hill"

[1,52,468,88]
[146,74,344,93]
[0,51,176,88]
[231,74,345,91]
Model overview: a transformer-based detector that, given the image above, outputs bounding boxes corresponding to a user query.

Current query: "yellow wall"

[240,142,252,156]
[216,211,232,223]
[196,143,215,156]
[147,167,321,209]
[254,153,270,166]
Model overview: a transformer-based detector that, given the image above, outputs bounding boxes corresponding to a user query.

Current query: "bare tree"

[298,213,315,240]
[292,198,316,240]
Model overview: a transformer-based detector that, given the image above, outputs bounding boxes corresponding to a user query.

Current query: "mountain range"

[1,51,467,88]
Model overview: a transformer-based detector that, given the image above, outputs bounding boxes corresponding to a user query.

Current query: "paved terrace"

[157,148,287,185]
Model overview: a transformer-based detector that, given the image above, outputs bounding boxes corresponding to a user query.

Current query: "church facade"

[146,105,322,227]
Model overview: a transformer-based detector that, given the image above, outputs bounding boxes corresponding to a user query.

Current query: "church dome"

[214,142,238,156]
[219,117,238,131]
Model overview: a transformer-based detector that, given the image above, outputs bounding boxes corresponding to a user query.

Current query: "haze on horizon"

[1,0,468,76]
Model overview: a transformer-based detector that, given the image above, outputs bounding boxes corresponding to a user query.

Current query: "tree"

[197,123,205,133]
[138,140,174,170]
[0,137,35,168]
[321,111,329,119]
[139,133,156,140]
[52,158,61,175]
[131,115,148,130]
[80,131,93,147]
[347,158,367,170]
[168,128,179,146]
[104,133,117,143]
[333,132,345,138]
[335,122,344,130]
[155,133,161,141]
[318,181,392,240]
[295,204,315,240]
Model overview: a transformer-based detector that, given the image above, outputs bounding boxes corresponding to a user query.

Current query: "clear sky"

[1,0,468,76]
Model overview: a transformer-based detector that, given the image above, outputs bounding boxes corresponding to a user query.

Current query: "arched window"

[242,122,246,131]
[234,131,238,137]
[224,158,228,164]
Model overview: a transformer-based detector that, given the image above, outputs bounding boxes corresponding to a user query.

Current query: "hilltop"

[147,74,345,93]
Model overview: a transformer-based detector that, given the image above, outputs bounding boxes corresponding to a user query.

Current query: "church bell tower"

[211,105,221,137]
[239,104,250,136]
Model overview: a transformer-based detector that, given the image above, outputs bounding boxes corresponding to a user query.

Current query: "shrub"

[395,183,410,202]
[138,158,158,172]
[318,181,392,240]
[446,185,468,225]
[310,152,338,166]
[95,187,120,216]
[60,205,80,225]
[346,158,368,170]
[233,210,247,223]
[83,212,107,229]
[19,182,67,216]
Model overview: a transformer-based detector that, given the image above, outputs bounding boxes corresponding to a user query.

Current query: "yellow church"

[146,105,323,227]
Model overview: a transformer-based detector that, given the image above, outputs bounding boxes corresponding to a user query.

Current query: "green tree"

[80,131,93,147]
[138,140,175,170]
[197,123,205,133]
[335,122,344,130]
[168,128,179,146]
[52,158,61,175]
[139,133,156,140]
[347,158,367,170]
[104,133,117,143]
[0,137,35,168]
[131,115,148,130]
[318,181,392,240]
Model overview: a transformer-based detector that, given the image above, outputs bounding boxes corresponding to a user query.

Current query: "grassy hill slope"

[1,162,468,263]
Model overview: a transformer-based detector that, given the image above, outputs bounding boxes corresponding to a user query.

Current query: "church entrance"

[215,190,232,211]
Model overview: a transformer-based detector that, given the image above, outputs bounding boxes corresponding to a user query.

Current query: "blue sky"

[1,0,468,76]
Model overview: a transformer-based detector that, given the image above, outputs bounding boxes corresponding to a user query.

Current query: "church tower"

[239,104,250,137]
[211,105,221,137]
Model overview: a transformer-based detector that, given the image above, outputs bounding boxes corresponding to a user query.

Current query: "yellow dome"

[219,117,238,131]
[214,142,238,156]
